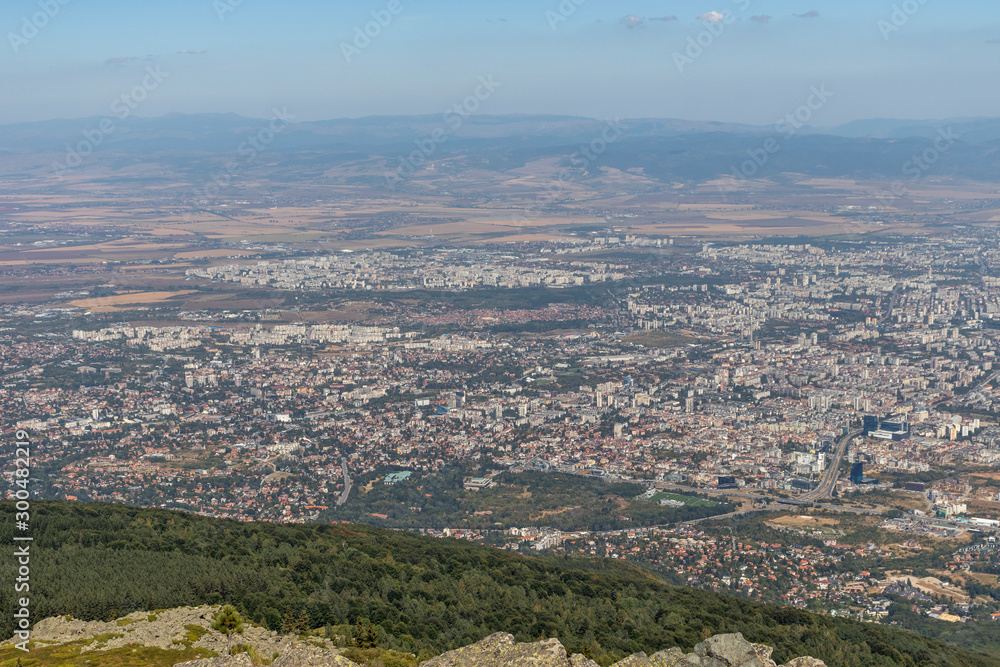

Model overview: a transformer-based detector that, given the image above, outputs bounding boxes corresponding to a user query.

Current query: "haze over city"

[3,0,1000,124]
[4,2,1000,667]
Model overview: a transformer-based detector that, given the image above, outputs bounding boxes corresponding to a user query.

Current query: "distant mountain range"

[819,117,1000,143]
[4,113,1000,184]
[0,113,773,154]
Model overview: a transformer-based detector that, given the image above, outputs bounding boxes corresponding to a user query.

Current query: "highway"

[652,426,861,511]
[336,458,353,506]
[802,428,863,501]
[969,369,1000,394]
[645,424,1000,534]
[680,501,883,525]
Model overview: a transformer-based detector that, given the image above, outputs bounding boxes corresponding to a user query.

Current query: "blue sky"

[2,0,999,125]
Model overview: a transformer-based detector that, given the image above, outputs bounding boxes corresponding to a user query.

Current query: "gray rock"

[174,656,254,667]
[692,633,777,667]
[689,657,727,667]
[7,610,827,667]
[28,615,120,644]
[609,646,703,666]
[780,659,827,667]
[650,647,686,663]
[175,647,359,666]
[612,652,655,666]
[419,632,573,666]
[269,648,360,666]
[613,651,692,666]
[5,606,354,667]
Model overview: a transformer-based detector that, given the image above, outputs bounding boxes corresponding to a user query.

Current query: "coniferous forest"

[1,501,996,667]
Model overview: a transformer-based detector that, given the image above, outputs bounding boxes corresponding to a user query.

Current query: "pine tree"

[211,604,245,655]
[281,607,294,634]
[295,608,310,635]
[353,618,379,649]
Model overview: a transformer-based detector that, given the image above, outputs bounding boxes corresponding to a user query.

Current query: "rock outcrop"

[6,609,825,667]
[31,606,326,657]
[398,632,823,667]
[27,605,337,659]
[175,647,358,666]
[418,633,598,666]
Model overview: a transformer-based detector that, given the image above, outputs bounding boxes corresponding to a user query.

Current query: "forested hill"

[1,501,995,667]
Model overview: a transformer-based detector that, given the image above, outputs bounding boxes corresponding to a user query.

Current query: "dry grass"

[69,291,196,310]
[529,506,583,521]
[884,574,970,602]
[965,498,1000,515]
[387,221,520,236]
[766,514,840,529]
[931,569,1000,587]
[886,491,933,512]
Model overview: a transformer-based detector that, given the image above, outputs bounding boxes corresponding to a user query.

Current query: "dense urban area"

[4,229,1000,649]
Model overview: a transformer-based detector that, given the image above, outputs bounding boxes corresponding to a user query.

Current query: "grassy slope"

[0,639,216,667]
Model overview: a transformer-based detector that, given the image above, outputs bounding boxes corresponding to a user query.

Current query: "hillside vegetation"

[1,501,996,667]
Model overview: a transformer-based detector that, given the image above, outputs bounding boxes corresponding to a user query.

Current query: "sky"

[2,0,999,126]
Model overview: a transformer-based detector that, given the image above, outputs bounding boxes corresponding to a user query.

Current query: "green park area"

[322,469,732,532]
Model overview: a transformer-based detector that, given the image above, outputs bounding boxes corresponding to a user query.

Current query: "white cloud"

[698,11,725,23]
[105,55,157,66]
[620,15,644,29]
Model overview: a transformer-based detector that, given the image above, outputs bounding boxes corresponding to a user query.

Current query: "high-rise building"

[863,414,880,436]
[850,462,864,485]
[880,419,908,434]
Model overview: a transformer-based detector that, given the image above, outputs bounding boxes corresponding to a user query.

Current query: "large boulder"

[175,649,359,666]
[270,648,360,666]
[602,633,828,667]
[692,633,776,666]
[419,632,595,666]
[174,657,255,667]
[412,632,824,667]
[10,611,827,667]
[611,647,686,666]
